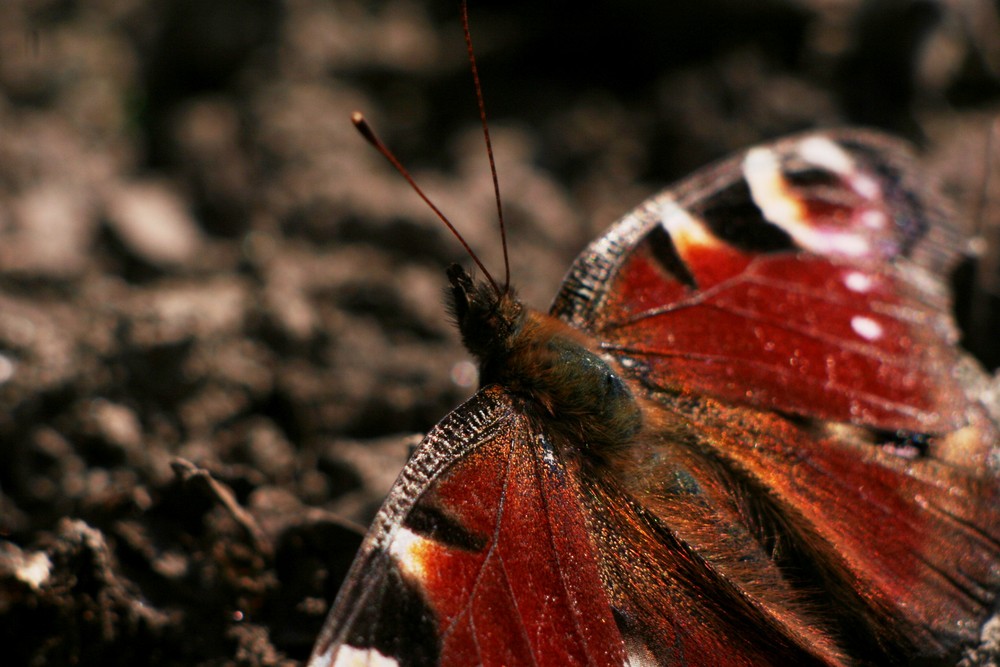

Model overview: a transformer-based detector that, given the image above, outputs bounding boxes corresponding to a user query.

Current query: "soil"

[1,1,999,665]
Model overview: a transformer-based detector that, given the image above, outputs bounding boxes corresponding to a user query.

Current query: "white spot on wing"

[860,208,886,229]
[389,527,428,580]
[624,639,659,667]
[851,315,883,341]
[625,650,659,667]
[853,174,880,199]
[844,272,873,293]
[331,645,400,667]
[797,137,883,200]
[657,198,716,250]
[743,148,801,226]
[827,234,870,256]
[797,137,854,175]
[309,650,333,667]
[542,442,558,466]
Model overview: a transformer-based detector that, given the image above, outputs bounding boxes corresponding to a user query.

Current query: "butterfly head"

[447,263,644,455]
[447,264,524,363]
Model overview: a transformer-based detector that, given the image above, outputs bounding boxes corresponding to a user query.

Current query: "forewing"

[308,386,626,667]
[553,130,970,434]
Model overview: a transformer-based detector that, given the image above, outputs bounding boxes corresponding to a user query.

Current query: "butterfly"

[305,125,1000,666]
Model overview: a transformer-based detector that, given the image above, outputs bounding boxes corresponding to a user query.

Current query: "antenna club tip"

[351,112,379,146]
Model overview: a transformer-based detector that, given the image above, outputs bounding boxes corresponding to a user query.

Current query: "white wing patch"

[743,147,802,228]
[657,197,719,252]
[843,271,874,293]
[330,645,401,667]
[743,146,872,258]
[850,315,884,341]
[388,526,431,581]
[796,136,854,176]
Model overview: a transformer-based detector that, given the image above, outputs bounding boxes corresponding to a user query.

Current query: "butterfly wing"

[308,392,850,667]
[552,130,1000,660]
[307,386,628,667]
[311,130,998,666]
[554,131,972,434]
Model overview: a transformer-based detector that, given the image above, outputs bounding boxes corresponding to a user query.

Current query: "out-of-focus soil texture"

[2,1,1000,665]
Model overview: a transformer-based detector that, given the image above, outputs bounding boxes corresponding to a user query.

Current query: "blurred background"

[1,0,999,664]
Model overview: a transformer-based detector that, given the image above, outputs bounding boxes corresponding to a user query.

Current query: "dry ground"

[2,1,1000,665]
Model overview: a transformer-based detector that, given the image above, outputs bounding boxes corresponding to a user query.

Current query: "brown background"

[1,1,999,665]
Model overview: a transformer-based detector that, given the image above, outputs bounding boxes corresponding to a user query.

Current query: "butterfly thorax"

[448,264,643,453]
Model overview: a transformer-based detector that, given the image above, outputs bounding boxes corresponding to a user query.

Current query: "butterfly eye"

[603,370,629,400]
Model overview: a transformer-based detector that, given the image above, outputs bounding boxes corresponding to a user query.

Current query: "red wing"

[551,130,1000,662]
[308,388,854,667]
[553,131,969,434]
[652,398,1000,659]
[307,386,626,667]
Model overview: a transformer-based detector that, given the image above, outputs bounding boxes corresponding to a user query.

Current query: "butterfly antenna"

[460,0,510,294]
[351,111,500,295]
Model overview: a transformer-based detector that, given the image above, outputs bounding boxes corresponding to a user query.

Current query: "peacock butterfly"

[307,10,1000,667]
